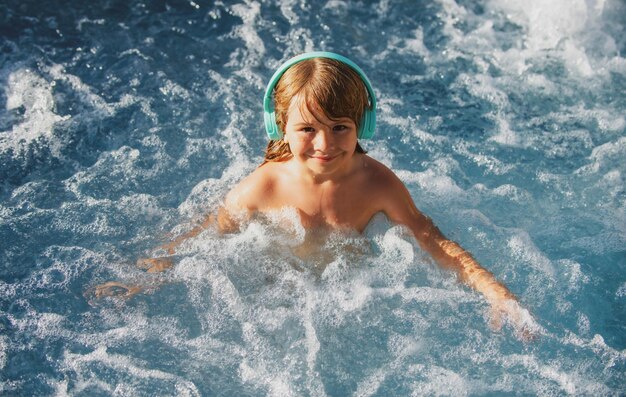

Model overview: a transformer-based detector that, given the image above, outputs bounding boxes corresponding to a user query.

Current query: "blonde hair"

[263,57,369,164]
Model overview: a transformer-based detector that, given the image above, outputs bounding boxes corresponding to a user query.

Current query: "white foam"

[412,127,448,146]
[404,28,430,57]
[453,141,514,175]
[453,73,509,109]
[378,225,415,265]
[238,318,306,397]
[1,69,70,155]
[177,177,231,219]
[323,0,349,12]
[431,0,626,114]
[118,48,151,61]
[204,71,256,165]
[577,312,591,335]
[486,0,621,77]
[0,335,7,371]
[354,335,422,397]
[1,246,104,301]
[46,64,114,116]
[507,231,555,279]
[400,286,475,304]
[62,346,201,396]
[239,359,298,397]
[563,229,626,256]
[158,78,191,100]
[490,184,532,203]
[555,259,590,293]
[411,366,469,396]
[489,116,523,148]
[397,167,465,198]
[561,332,626,371]
[302,287,325,396]
[227,2,266,66]
[47,63,158,123]
[76,17,105,31]
[577,136,626,175]
[500,349,613,395]
[0,63,157,160]
[278,0,301,24]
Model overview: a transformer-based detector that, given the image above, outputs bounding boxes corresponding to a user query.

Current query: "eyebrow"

[294,118,354,126]
[293,122,313,128]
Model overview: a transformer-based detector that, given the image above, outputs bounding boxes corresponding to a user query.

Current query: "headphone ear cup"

[359,109,375,140]
[265,111,282,140]
[367,110,376,139]
[358,113,366,139]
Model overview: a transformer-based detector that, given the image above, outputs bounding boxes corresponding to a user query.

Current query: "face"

[283,94,359,178]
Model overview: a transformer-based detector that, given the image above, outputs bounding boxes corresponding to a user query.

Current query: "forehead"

[287,94,350,124]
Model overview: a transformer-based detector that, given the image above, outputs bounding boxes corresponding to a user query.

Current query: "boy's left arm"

[382,175,537,339]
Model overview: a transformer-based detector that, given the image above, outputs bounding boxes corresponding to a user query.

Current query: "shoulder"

[347,154,411,209]
[224,161,284,212]
[355,155,429,226]
[355,155,406,190]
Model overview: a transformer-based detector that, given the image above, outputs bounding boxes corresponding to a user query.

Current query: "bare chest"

[275,182,378,231]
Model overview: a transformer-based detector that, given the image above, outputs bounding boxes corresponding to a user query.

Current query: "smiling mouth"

[309,153,340,162]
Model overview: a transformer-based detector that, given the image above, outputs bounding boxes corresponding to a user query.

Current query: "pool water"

[1,0,625,395]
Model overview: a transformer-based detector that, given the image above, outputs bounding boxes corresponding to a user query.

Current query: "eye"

[333,124,348,133]
[301,126,315,133]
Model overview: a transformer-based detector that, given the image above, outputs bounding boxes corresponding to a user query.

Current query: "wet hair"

[263,57,369,164]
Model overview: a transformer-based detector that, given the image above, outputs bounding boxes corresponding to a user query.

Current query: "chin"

[306,161,345,175]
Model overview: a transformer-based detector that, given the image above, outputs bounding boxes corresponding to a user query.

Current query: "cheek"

[339,133,358,148]
[284,133,306,151]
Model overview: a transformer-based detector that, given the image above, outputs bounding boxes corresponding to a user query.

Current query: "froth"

[508,232,555,279]
[229,2,266,65]
[397,168,464,198]
[484,0,622,76]
[353,335,422,397]
[62,346,201,396]
[1,69,70,155]
[577,136,626,175]
[0,335,7,371]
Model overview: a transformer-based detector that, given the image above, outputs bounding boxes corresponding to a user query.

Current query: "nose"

[313,128,333,151]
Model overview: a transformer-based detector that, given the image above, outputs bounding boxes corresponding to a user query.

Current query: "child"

[100,52,535,339]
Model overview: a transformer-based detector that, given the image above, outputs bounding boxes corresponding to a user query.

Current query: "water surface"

[1,0,625,395]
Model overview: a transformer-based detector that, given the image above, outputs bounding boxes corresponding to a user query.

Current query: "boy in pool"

[99,52,534,338]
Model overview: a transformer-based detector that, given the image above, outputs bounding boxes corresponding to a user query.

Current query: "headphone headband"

[263,51,377,140]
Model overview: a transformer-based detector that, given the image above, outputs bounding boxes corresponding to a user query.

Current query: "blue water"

[1,0,625,395]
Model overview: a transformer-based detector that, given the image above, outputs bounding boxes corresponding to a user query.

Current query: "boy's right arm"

[159,206,238,255]
[158,165,272,256]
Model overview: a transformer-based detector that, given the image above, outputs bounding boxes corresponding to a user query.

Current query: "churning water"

[1,0,625,395]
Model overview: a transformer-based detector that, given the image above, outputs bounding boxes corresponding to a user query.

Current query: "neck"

[292,159,355,185]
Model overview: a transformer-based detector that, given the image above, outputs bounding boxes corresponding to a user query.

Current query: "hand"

[160,240,179,255]
[87,281,142,300]
[136,257,174,273]
[488,298,541,342]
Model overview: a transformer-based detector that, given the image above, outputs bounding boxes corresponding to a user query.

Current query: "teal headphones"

[263,51,377,141]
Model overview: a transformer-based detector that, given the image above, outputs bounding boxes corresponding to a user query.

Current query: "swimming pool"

[1,0,624,395]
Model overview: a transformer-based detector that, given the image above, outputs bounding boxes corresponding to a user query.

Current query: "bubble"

[411,366,468,396]
[1,69,70,156]
[578,136,626,175]
[229,2,266,65]
[0,335,7,371]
